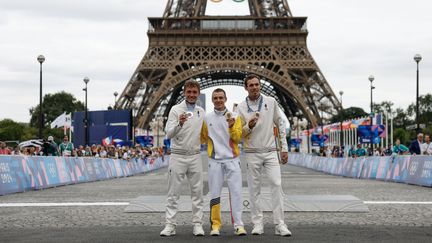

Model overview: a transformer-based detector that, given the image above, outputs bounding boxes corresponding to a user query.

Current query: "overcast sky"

[0,0,431,123]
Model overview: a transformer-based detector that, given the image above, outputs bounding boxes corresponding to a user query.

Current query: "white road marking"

[364,201,432,205]
[1,201,431,207]
[0,202,130,207]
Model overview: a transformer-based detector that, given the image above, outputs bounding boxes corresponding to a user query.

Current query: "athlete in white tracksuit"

[201,88,246,235]
[237,74,291,236]
[162,86,205,236]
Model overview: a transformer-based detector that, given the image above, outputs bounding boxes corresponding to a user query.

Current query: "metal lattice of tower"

[117,0,341,129]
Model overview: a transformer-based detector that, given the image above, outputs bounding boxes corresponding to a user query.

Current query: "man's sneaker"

[193,224,205,236]
[235,226,247,236]
[210,227,220,236]
[275,223,292,237]
[251,224,264,235]
[160,224,176,236]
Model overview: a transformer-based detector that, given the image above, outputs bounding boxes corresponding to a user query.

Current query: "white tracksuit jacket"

[201,109,244,230]
[237,94,288,226]
[164,100,205,226]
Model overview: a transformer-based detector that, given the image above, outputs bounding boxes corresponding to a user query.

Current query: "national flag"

[102,136,113,146]
[113,139,126,146]
[51,112,71,128]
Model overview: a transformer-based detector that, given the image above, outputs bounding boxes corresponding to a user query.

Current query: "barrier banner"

[340,158,353,177]
[360,156,390,180]
[387,155,411,183]
[286,153,432,187]
[0,156,28,195]
[405,156,432,187]
[349,157,365,178]
[375,156,392,180]
[0,155,169,196]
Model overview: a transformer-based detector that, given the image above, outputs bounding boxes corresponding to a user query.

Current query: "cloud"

[0,0,431,124]
[0,0,163,22]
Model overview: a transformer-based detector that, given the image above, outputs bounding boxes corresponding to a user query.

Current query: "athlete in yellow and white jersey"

[201,88,247,236]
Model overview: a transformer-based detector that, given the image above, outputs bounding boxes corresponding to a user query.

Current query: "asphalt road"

[1,155,431,242]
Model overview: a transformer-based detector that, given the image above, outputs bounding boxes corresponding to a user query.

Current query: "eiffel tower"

[117,0,341,129]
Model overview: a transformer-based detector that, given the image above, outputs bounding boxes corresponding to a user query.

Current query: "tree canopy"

[330,107,368,123]
[29,91,85,129]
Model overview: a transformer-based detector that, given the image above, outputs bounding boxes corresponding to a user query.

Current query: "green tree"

[373,101,395,116]
[29,91,84,137]
[406,93,432,128]
[0,119,25,141]
[330,106,368,123]
[393,128,411,145]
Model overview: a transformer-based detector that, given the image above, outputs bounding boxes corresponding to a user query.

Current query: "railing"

[147,17,308,33]
[288,153,432,187]
[0,155,169,196]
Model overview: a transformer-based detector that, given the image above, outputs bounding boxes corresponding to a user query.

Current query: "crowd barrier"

[0,155,169,196]
[288,154,432,187]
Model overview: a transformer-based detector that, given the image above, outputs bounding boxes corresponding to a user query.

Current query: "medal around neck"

[255,112,260,118]
[225,112,232,120]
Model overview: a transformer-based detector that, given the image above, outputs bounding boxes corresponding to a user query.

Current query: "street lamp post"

[368,75,375,126]
[369,75,375,148]
[37,55,45,139]
[318,103,325,148]
[339,91,344,148]
[83,77,90,146]
[414,54,422,133]
[113,92,118,110]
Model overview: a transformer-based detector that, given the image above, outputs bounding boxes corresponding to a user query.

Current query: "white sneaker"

[234,226,247,236]
[251,224,264,235]
[275,223,292,237]
[210,227,220,236]
[193,224,205,236]
[160,224,176,236]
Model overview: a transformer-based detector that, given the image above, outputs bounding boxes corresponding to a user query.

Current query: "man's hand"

[227,118,235,128]
[281,152,288,164]
[248,117,258,129]
[179,113,188,126]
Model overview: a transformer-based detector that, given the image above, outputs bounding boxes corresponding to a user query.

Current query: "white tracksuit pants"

[245,151,285,225]
[165,153,203,226]
[208,158,244,230]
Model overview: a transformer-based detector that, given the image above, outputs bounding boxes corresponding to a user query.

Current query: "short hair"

[183,79,200,91]
[212,88,226,97]
[244,74,261,87]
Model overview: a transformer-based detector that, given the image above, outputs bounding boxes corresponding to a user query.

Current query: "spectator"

[356,144,367,157]
[383,145,393,156]
[47,136,59,156]
[374,148,381,157]
[99,146,107,158]
[107,145,116,158]
[393,138,409,155]
[409,133,423,155]
[422,134,432,155]
[76,145,85,157]
[367,147,374,157]
[59,135,74,157]
[12,146,21,155]
[0,141,11,155]
[348,145,356,158]
[339,146,345,158]
[42,137,59,156]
